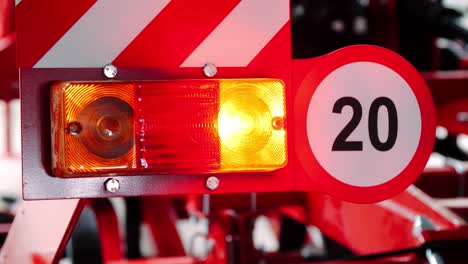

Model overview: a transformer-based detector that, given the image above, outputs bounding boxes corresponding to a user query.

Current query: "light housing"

[51,79,287,177]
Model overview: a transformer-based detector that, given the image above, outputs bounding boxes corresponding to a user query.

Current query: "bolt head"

[271,116,284,130]
[412,215,435,237]
[203,63,217,78]
[67,122,82,136]
[457,112,468,123]
[425,249,443,264]
[105,178,120,193]
[104,64,118,79]
[206,176,219,191]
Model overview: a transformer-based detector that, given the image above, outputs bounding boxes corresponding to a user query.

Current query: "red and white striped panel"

[16,0,291,71]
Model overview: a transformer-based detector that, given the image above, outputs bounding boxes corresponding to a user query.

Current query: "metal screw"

[104,178,120,193]
[331,19,345,33]
[206,176,219,191]
[426,249,444,264]
[412,216,444,264]
[203,63,217,78]
[412,215,435,238]
[457,112,468,123]
[103,64,118,79]
[271,117,284,130]
[435,126,448,140]
[68,122,82,136]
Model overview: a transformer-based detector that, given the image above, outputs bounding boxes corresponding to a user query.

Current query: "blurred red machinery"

[0,0,467,264]
[0,0,18,156]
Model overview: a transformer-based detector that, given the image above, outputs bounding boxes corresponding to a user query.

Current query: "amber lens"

[52,82,137,176]
[218,79,286,171]
[77,97,134,159]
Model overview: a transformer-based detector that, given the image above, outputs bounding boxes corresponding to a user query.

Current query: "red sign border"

[295,45,436,203]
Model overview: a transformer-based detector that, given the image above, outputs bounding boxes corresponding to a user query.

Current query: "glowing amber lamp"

[51,79,287,177]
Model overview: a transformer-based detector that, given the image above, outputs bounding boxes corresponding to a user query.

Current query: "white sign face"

[307,62,421,187]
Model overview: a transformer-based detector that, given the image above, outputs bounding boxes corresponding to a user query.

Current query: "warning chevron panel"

[16,0,291,69]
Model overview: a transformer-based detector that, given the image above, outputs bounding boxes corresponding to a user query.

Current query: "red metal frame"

[108,257,195,264]
[141,197,186,257]
[306,186,463,255]
[4,1,468,264]
[423,71,468,107]
[90,199,124,262]
[3,186,468,263]
[19,46,435,204]
[17,0,295,199]
[19,68,293,200]
[423,71,468,137]
[0,199,84,263]
[0,5,18,157]
[0,0,14,38]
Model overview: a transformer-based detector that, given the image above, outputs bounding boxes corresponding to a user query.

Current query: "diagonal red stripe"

[112,0,240,68]
[16,0,96,67]
[247,23,292,75]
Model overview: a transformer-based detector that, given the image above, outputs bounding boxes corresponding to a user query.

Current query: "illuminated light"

[51,79,287,177]
[136,80,221,173]
[218,80,287,171]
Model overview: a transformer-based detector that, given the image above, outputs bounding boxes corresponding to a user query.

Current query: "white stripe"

[0,101,6,155]
[180,0,289,67]
[9,99,21,157]
[377,200,417,222]
[15,0,21,6]
[34,0,171,68]
[378,199,444,229]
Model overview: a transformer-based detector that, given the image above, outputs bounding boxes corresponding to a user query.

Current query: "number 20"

[332,96,398,152]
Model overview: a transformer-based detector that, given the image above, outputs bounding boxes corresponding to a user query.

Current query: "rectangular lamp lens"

[51,79,287,177]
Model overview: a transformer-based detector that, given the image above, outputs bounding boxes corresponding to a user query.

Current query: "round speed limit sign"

[295,45,436,203]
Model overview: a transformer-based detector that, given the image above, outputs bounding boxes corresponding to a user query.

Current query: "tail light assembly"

[51,79,287,177]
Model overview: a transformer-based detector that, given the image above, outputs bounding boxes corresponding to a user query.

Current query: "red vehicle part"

[423,72,468,138]
[4,1,466,264]
[91,199,124,262]
[0,199,84,263]
[141,197,186,257]
[15,0,295,199]
[0,0,13,38]
[0,0,18,157]
[4,184,468,263]
[15,0,436,204]
[307,186,463,255]
[108,258,195,264]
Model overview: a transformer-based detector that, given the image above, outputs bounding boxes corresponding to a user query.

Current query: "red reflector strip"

[136,81,220,172]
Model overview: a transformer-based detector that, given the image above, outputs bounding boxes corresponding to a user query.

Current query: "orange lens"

[78,97,134,159]
[218,80,286,171]
[51,82,137,176]
[51,79,287,177]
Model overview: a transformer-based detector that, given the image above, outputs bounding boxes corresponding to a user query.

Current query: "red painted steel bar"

[142,197,186,257]
[0,199,85,263]
[306,186,463,255]
[90,199,124,262]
